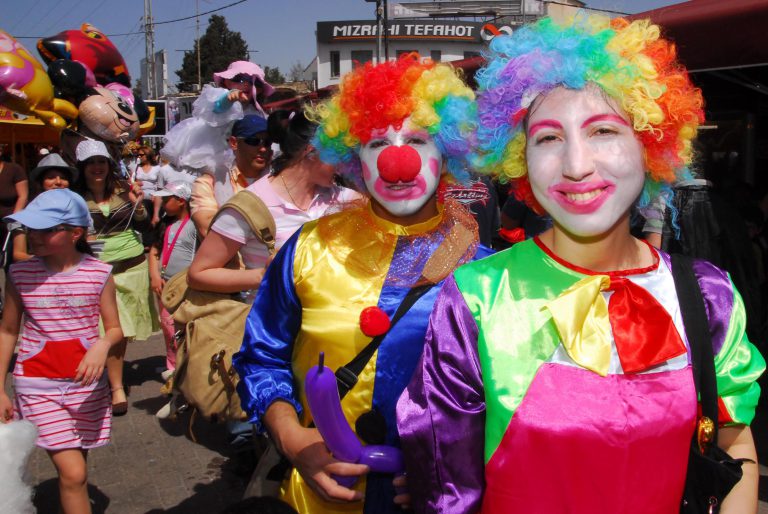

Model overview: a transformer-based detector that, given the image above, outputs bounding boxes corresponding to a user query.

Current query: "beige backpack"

[161,190,276,422]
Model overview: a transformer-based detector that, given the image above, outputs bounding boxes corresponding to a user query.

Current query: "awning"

[628,0,768,72]
[0,108,60,145]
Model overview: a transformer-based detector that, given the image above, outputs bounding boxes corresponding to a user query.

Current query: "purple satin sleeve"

[396,274,485,514]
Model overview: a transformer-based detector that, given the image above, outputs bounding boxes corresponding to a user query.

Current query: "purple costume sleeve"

[396,275,485,513]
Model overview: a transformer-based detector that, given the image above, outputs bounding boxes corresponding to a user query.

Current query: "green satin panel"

[717,278,765,425]
[453,239,583,463]
[281,204,444,514]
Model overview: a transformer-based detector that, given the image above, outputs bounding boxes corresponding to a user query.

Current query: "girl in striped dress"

[0,189,122,514]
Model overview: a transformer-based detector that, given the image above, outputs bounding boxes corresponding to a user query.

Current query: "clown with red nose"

[232,55,491,514]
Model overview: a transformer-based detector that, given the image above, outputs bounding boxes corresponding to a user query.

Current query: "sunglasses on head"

[239,136,272,148]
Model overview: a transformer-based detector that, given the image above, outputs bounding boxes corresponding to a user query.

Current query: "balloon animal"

[305,353,404,487]
[0,30,77,129]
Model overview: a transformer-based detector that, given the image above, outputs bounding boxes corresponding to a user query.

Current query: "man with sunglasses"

[191,115,273,236]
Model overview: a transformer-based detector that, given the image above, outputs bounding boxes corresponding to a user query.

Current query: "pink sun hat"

[213,61,275,98]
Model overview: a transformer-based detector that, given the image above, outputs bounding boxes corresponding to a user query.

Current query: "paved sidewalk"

[9,330,768,513]
[21,333,253,514]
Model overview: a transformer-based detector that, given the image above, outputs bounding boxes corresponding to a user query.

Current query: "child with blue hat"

[0,188,123,514]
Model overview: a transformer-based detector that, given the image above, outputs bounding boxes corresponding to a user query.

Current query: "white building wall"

[317,40,483,88]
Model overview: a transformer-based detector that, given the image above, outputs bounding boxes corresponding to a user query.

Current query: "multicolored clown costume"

[232,55,489,514]
[397,16,765,514]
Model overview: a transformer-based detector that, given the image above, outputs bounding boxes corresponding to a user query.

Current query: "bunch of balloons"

[0,23,154,144]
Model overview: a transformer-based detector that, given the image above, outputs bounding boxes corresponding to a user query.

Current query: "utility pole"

[143,0,156,99]
[196,0,202,90]
[383,0,389,60]
[375,0,383,64]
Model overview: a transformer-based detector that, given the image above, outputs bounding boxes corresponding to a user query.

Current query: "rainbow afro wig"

[310,53,476,182]
[473,15,704,194]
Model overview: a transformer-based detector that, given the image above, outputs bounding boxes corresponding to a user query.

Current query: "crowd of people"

[0,13,766,514]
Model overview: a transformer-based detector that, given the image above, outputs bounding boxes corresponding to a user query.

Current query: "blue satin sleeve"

[233,229,303,432]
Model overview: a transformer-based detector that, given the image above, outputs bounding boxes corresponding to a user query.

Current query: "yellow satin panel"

[544,274,613,376]
[281,204,444,513]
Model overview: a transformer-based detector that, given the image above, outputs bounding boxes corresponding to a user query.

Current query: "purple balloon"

[305,354,362,463]
[360,445,404,474]
[304,353,406,477]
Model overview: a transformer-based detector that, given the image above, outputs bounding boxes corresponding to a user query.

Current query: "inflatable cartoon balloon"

[305,353,404,488]
[0,30,77,129]
[37,24,131,87]
[78,86,139,142]
[47,59,96,103]
[104,82,134,107]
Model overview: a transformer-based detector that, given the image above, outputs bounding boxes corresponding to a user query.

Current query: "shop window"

[330,51,341,78]
[430,50,442,63]
[464,51,481,59]
[351,50,373,69]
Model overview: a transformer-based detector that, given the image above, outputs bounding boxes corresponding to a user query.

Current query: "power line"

[13,0,249,39]
[154,0,248,26]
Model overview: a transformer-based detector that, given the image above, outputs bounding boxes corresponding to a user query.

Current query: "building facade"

[316,19,485,88]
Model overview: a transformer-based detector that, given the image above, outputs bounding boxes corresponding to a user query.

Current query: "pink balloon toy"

[305,353,404,487]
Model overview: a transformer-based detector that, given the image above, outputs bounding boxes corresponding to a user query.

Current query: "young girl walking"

[0,188,122,514]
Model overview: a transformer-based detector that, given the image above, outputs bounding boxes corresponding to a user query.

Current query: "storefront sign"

[318,20,484,43]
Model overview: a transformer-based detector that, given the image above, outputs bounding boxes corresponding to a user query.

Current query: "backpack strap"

[670,254,720,440]
[210,190,277,255]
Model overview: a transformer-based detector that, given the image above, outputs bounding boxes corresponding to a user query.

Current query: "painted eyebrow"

[581,114,630,128]
[527,120,562,136]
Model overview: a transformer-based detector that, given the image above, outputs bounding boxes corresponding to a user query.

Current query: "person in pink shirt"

[187,110,360,301]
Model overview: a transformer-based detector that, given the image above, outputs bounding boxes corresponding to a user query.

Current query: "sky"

[7,0,687,92]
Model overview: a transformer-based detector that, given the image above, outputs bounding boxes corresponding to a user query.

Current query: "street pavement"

[7,330,768,513]
[18,332,254,514]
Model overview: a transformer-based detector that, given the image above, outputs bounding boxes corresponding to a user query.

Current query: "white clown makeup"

[359,118,442,218]
[525,86,646,239]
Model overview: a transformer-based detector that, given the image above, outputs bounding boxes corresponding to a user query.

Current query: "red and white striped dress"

[10,255,113,450]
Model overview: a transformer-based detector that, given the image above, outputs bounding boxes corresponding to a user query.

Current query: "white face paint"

[525,86,646,239]
[358,118,442,218]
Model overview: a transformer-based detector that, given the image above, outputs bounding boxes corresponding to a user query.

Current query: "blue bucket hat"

[4,189,91,229]
[231,114,268,138]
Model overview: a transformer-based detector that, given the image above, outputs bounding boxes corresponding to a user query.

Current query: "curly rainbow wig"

[310,53,476,182]
[473,15,704,194]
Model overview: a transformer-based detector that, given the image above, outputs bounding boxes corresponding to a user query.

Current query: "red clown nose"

[376,145,422,183]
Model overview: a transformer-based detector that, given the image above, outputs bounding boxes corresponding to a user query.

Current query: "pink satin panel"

[482,363,696,514]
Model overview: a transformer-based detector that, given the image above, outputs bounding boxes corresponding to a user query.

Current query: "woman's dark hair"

[268,110,318,174]
[74,158,123,199]
[31,168,76,198]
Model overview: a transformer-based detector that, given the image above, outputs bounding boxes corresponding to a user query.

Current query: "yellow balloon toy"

[0,29,77,129]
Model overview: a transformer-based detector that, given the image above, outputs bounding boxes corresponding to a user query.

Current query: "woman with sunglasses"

[187,109,359,302]
[74,139,158,416]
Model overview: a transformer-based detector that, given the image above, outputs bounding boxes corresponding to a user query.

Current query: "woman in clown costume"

[397,15,765,514]
[232,55,491,513]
